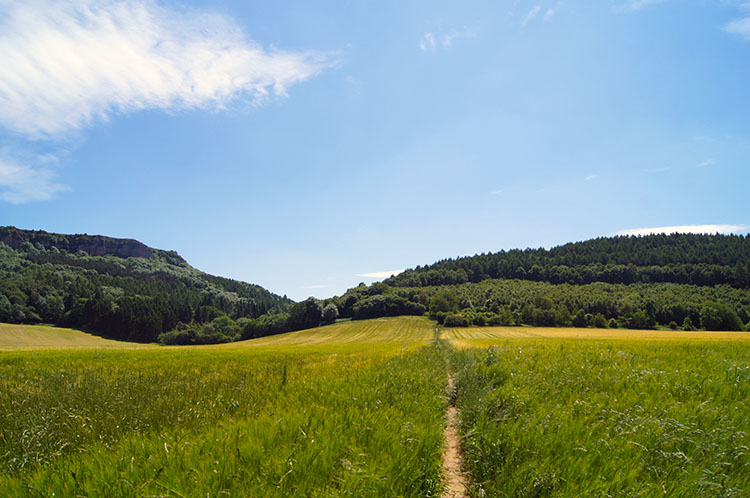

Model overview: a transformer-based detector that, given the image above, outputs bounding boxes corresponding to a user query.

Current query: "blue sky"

[1,0,749,300]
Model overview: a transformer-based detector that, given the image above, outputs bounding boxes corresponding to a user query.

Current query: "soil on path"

[442,374,468,498]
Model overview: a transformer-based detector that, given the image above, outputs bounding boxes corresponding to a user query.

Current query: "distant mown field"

[0,323,149,349]
[1,317,748,496]
[442,324,750,348]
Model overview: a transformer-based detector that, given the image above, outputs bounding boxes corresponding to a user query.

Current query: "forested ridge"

[385,233,750,288]
[0,227,292,343]
[2,229,749,344]
[329,234,750,332]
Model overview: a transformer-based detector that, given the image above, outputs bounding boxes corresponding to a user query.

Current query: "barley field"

[0,317,445,497]
[449,339,750,497]
[1,318,749,496]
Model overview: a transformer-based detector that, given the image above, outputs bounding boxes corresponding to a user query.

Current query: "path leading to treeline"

[442,373,468,498]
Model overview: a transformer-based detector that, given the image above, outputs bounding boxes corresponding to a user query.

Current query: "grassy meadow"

[448,336,750,497]
[1,317,749,496]
[0,317,446,497]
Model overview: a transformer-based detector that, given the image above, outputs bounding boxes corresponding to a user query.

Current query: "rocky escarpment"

[0,226,164,260]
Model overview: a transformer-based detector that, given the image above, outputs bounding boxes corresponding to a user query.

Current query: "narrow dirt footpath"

[442,374,468,498]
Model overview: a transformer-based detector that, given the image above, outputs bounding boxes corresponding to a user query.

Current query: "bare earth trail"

[442,373,468,498]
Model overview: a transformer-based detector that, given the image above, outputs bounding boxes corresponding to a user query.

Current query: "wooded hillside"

[0,227,292,342]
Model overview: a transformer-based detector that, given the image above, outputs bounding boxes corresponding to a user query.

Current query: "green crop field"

[448,338,750,497]
[0,317,446,497]
[1,317,749,497]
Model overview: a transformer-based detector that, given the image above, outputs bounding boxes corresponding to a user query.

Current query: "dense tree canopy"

[0,227,292,343]
[3,229,748,344]
[385,234,750,288]
[327,234,750,332]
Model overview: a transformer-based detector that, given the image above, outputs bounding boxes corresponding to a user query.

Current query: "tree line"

[385,234,750,288]
[3,229,749,344]
[329,279,749,331]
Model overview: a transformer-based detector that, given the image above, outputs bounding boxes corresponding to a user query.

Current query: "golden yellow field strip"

[0,317,434,352]
[0,323,149,350]
[225,316,435,351]
[443,325,750,348]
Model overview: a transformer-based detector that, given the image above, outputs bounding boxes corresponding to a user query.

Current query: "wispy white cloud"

[0,155,68,204]
[0,0,332,138]
[584,174,598,182]
[490,189,506,195]
[725,16,750,41]
[544,8,556,22]
[614,0,666,13]
[419,32,437,51]
[420,28,475,51]
[521,6,542,28]
[615,224,748,236]
[441,27,476,47]
[356,269,405,279]
[698,159,716,168]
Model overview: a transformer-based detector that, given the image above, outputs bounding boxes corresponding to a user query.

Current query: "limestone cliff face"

[0,227,154,259]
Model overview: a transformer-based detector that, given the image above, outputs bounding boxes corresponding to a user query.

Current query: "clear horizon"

[2,1,749,300]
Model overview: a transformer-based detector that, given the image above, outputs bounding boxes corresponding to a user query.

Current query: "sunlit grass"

[3,317,748,496]
[225,316,435,353]
[0,317,446,497]
[450,340,750,497]
[0,323,150,350]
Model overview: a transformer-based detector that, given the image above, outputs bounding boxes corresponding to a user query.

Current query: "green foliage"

[352,294,425,320]
[338,276,750,331]
[386,233,750,288]
[443,312,470,327]
[287,297,324,330]
[573,309,588,328]
[0,228,292,343]
[628,310,651,329]
[429,289,458,314]
[322,303,339,324]
[699,302,744,331]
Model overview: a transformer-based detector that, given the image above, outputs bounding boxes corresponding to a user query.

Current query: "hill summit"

[0,226,291,342]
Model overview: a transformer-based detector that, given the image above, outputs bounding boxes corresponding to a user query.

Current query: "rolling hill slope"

[0,226,292,343]
[0,323,149,349]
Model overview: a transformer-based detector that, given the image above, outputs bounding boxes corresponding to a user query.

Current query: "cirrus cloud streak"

[0,156,68,204]
[0,0,332,138]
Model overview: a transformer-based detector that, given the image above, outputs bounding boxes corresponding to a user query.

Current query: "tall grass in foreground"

[0,345,446,496]
[451,340,750,497]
